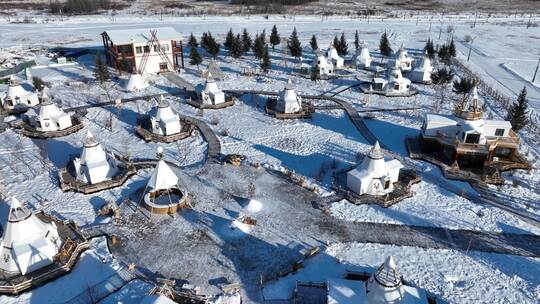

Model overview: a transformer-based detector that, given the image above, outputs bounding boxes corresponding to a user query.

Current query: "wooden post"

[532,56,540,83]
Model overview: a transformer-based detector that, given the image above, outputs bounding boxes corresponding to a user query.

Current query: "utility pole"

[532,56,540,83]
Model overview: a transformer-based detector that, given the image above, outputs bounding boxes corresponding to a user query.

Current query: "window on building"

[384,180,391,189]
[394,84,400,90]
[494,128,505,136]
[143,46,150,53]
[135,46,142,54]
[465,133,481,144]
[161,44,170,52]
[153,45,159,52]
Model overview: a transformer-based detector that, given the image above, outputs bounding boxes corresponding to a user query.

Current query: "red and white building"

[101,27,184,74]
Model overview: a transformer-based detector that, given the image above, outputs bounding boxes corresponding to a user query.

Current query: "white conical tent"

[410,51,433,83]
[0,197,62,275]
[147,159,179,191]
[356,40,372,68]
[34,99,73,131]
[326,43,344,69]
[151,96,181,135]
[201,73,225,105]
[276,79,302,114]
[75,131,118,184]
[367,256,403,303]
[125,73,148,92]
[0,77,39,110]
[346,142,403,196]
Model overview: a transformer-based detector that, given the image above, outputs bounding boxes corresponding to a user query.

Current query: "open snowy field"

[0,13,539,303]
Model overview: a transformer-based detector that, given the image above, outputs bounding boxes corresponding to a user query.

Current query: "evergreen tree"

[224,28,234,50]
[241,28,252,53]
[310,35,318,51]
[94,56,110,83]
[354,30,360,51]
[252,34,266,59]
[287,27,302,59]
[507,87,529,131]
[260,46,271,73]
[333,35,340,52]
[449,38,457,57]
[32,76,45,91]
[338,32,348,56]
[200,32,209,50]
[188,33,198,49]
[230,34,243,58]
[189,46,202,69]
[311,63,320,81]
[431,67,454,85]
[270,25,280,50]
[424,38,435,59]
[379,31,393,57]
[260,29,267,45]
[452,77,475,95]
[206,33,220,59]
[438,44,452,64]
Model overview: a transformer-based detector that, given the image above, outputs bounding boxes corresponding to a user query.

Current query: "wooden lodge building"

[101,27,184,74]
[420,86,525,170]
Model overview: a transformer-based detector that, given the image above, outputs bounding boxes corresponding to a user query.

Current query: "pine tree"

[311,63,320,81]
[452,77,475,95]
[189,46,202,69]
[270,25,280,50]
[32,76,45,91]
[449,38,457,57]
[252,34,265,59]
[431,67,454,85]
[339,32,348,56]
[379,31,392,57]
[333,35,340,52]
[224,28,234,50]
[507,87,529,131]
[438,44,452,64]
[230,34,243,58]
[354,30,360,51]
[94,55,110,83]
[206,33,220,59]
[241,28,252,53]
[287,27,302,59]
[260,29,266,45]
[188,33,198,49]
[310,35,318,51]
[200,32,209,50]
[260,46,271,73]
[424,38,435,59]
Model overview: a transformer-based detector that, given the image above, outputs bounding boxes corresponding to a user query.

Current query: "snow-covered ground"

[0,13,539,303]
[263,242,540,303]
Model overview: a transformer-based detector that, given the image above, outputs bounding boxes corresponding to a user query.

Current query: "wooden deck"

[406,136,530,185]
[136,116,195,143]
[265,98,314,119]
[0,212,88,295]
[333,168,421,207]
[19,116,84,139]
[59,158,137,194]
[186,96,236,110]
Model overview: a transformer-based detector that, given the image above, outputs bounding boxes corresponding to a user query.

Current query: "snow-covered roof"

[147,160,179,191]
[38,100,68,121]
[415,51,433,73]
[425,113,457,126]
[203,73,222,94]
[104,27,182,45]
[484,119,512,129]
[373,256,402,288]
[0,197,61,275]
[327,279,368,304]
[153,96,178,123]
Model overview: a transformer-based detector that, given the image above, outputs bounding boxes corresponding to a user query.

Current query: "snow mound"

[245,199,263,213]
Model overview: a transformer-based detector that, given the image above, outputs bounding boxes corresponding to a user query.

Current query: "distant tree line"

[228,0,317,5]
[49,0,124,14]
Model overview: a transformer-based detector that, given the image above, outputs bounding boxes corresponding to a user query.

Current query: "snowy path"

[455,40,540,112]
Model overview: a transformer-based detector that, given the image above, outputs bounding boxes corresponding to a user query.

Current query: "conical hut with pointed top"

[124,73,148,92]
[326,42,344,69]
[191,73,235,109]
[141,148,187,215]
[410,51,434,84]
[136,95,194,143]
[0,197,62,275]
[390,43,414,72]
[355,40,372,69]
[277,79,302,114]
[0,76,39,112]
[346,142,404,196]
[26,93,75,132]
[73,130,119,185]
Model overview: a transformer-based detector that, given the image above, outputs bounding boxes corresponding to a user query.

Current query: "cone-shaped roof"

[368,141,384,160]
[147,160,179,191]
[0,197,62,275]
[373,256,402,288]
[455,85,483,120]
[83,130,99,147]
